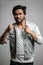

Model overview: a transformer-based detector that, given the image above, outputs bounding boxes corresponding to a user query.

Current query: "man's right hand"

[0,24,14,44]
[8,24,14,31]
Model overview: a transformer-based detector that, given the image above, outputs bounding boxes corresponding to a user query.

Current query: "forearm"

[25,25,42,44]
[29,31,37,42]
[0,27,9,44]
[29,31,43,44]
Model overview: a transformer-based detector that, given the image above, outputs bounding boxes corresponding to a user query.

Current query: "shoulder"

[26,20,39,31]
[26,20,38,27]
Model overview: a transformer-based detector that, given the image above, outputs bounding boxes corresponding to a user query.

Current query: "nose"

[17,14,20,18]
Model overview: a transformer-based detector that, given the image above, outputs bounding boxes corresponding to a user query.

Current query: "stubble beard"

[15,17,25,24]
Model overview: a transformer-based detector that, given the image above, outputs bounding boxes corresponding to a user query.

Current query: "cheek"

[14,15,17,18]
[21,14,25,18]
[14,16,17,20]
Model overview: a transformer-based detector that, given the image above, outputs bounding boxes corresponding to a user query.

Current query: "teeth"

[18,19,21,22]
[18,19,20,20]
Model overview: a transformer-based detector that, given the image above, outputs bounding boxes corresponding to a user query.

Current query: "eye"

[19,13,22,15]
[14,13,17,16]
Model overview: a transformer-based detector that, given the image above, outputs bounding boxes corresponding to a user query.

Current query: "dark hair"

[12,5,26,15]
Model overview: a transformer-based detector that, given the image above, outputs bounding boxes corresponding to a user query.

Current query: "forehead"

[15,9,24,13]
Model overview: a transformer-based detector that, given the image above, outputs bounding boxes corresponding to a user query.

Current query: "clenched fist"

[24,26,31,34]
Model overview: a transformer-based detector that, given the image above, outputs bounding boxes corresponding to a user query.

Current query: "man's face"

[14,9,26,23]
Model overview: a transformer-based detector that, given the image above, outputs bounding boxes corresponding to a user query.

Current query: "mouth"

[16,18,21,23]
[15,17,25,23]
[18,19,21,22]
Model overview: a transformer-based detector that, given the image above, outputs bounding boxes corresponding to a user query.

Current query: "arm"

[0,24,14,44]
[24,26,43,44]
[33,25,43,44]
[24,26,37,42]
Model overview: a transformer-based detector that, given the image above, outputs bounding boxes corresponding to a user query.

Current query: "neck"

[21,19,26,28]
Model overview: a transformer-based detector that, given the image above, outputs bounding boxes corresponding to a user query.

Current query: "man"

[0,5,43,65]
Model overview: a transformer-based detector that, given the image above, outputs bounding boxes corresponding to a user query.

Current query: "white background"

[0,0,43,65]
